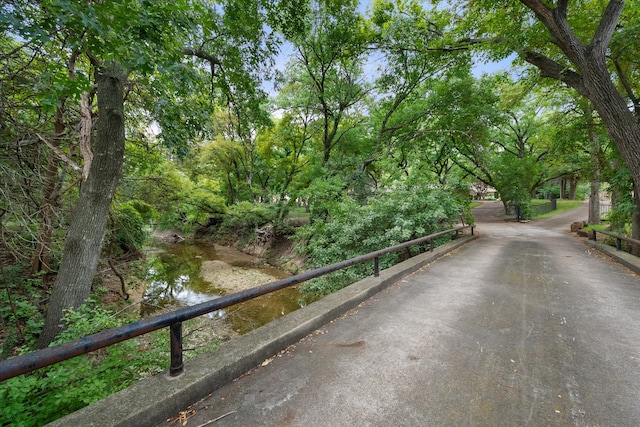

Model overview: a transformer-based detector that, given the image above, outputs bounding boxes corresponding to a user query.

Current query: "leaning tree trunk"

[580,62,640,203]
[37,62,126,348]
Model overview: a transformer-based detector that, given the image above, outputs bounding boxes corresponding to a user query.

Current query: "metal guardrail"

[0,225,473,382]
[591,229,640,252]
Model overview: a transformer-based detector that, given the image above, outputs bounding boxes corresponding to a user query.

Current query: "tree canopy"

[2,0,639,368]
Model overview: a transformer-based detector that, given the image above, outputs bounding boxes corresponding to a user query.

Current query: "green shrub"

[1,303,141,426]
[143,166,226,233]
[296,185,466,295]
[608,200,634,233]
[126,199,157,224]
[214,201,278,241]
[182,188,227,230]
[0,268,45,357]
[297,175,346,224]
[515,200,533,220]
[0,298,222,426]
[0,297,184,426]
[535,184,560,199]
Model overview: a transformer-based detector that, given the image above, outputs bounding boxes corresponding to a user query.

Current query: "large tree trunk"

[586,105,601,225]
[589,178,601,225]
[568,175,578,200]
[521,1,640,199]
[633,187,640,256]
[37,62,126,348]
[580,62,640,198]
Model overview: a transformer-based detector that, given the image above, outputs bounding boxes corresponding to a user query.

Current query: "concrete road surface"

[160,203,640,426]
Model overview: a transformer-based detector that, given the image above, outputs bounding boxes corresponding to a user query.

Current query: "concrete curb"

[585,239,640,275]
[48,234,478,427]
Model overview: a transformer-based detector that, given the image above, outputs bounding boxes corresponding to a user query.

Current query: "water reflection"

[141,242,310,334]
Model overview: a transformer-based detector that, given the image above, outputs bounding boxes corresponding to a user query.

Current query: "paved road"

[161,203,640,426]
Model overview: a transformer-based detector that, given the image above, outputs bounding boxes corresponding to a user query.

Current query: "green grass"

[470,201,483,208]
[533,199,584,219]
[530,199,550,205]
[583,223,608,232]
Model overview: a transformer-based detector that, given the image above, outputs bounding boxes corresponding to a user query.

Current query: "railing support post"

[617,237,622,251]
[471,226,474,236]
[430,239,435,252]
[374,256,379,277]
[592,230,597,241]
[170,322,184,377]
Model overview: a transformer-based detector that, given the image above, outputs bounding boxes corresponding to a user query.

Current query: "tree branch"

[182,47,222,66]
[520,0,584,61]
[450,152,493,186]
[36,133,83,175]
[536,150,549,162]
[591,0,625,55]
[491,139,519,158]
[519,0,554,28]
[376,37,504,54]
[613,58,640,118]
[556,0,568,19]
[522,49,588,96]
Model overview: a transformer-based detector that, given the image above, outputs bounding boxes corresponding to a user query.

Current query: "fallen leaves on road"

[167,408,196,425]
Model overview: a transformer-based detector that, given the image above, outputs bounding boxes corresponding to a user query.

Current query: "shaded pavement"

[156,202,640,426]
[471,200,506,223]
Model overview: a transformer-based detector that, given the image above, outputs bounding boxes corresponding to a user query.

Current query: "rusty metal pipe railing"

[0,225,472,382]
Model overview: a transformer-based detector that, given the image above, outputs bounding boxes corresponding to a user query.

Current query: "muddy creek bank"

[141,241,311,336]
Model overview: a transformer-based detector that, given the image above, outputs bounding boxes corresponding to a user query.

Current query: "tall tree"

[1,0,298,347]
[38,62,128,347]
[285,0,368,166]
[433,74,561,213]
[363,0,469,186]
[255,113,316,216]
[446,0,640,207]
[407,69,497,186]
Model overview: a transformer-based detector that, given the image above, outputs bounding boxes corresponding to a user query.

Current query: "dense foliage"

[298,185,470,295]
[2,0,640,423]
[0,297,220,426]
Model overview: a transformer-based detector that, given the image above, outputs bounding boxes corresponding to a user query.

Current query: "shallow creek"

[141,241,310,335]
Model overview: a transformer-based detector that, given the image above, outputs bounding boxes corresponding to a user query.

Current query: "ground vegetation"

[2,1,639,423]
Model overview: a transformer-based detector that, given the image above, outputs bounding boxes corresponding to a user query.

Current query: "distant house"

[469,184,497,200]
